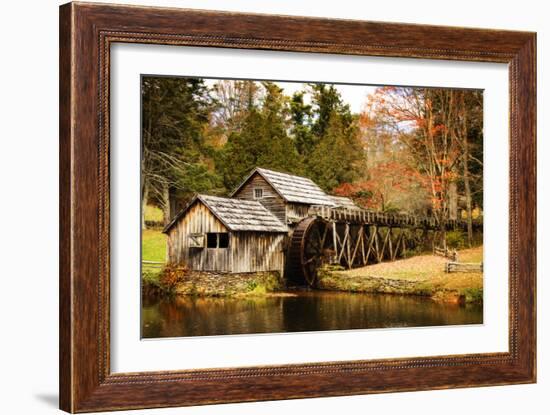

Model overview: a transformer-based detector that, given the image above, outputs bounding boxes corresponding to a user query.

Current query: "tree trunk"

[169,191,182,222]
[440,220,447,249]
[162,182,171,226]
[461,96,474,247]
[463,146,473,247]
[448,181,458,220]
[141,177,149,230]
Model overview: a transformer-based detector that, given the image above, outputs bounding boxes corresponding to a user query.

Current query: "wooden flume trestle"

[286,205,482,287]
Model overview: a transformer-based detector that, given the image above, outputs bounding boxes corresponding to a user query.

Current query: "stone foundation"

[174,270,284,297]
[317,265,480,303]
[318,268,426,295]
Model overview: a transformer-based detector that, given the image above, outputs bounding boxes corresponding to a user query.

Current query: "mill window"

[206,232,230,249]
[254,188,263,199]
[206,233,218,248]
[218,233,229,248]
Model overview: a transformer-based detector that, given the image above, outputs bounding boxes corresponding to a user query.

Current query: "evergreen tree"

[141,76,220,225]
[257,82,302,174]
[217,82,302,191]
[310,83,353,138]
[217,109,265,190]
[290,91,313,156]
[307,111,363,191]
[305,83,364,191]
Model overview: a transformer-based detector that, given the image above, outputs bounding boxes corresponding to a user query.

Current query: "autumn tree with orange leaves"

[141,77,482,246]
[351,86,482,245]
[334,161,430,212]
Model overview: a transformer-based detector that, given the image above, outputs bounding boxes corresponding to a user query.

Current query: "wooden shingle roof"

[233,167,336,206]
[163,194,287,233]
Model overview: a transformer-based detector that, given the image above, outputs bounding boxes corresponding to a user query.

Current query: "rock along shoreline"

[317,264,482,304]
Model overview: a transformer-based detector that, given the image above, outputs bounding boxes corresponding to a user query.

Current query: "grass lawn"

[142,228,167,282]
[142,228,167,262]
[144,204,163,223]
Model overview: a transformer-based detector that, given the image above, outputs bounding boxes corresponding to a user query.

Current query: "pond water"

[141,290,483,338]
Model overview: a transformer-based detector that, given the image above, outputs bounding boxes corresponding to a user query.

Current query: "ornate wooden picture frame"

[59,2,536,412]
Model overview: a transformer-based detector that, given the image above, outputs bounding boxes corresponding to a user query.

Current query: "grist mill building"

[163,167,351,277]
[163,166,479,286]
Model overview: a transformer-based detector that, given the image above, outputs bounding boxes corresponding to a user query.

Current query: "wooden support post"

[365,226,375,264]
[319,222,329,251]
[374,226,381,263]
[361,226,366,265]
[392,229,404,260]
[346,223,351,269]
[380,227,391,262]
[332,221,339,263]
[401,230,407,258]
[337,224,349,264]
[388,227,394,260]
[350,226,363,267]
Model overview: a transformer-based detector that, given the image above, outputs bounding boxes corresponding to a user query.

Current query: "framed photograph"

[59,2,536,412]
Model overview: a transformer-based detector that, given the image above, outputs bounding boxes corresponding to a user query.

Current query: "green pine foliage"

[307,111,363,191]
[217,109,265,190]
[290,91,313,156]
[142,78,369,209]
[217,83,305,190]
[141,76,222,202]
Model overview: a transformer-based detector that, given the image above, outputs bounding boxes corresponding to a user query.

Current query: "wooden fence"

[434,246,458,262]
[144,220,164,229]
[142,260,164,270]
[445,261,483,273]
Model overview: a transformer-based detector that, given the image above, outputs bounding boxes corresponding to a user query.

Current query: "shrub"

[446,230,466,249]
[402,244,424,258]
[415,282,435,296]
[461,287,483,304]
[245,273,283,294]
[141,270,162,297]
[159,264,188,293]
[248,284,267,296]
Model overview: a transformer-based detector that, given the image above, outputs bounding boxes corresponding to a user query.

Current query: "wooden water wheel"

[287,217,332,287]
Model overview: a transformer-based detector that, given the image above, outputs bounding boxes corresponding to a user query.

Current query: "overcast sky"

[204,78,377,114]
[275,81,376,114]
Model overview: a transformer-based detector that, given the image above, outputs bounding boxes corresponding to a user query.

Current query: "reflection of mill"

[286,205,482,287]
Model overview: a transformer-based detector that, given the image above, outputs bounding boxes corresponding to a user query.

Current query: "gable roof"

[163,194,287,234]
[232,167,336,206]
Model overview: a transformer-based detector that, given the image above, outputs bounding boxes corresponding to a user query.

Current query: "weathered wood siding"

[233,174,286,223]
[231,232,286,275]
[166,202,232,272]
[286,203,310,223]
[166,200,286,274]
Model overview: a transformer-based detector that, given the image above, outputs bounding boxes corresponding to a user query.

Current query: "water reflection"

[142,291,483,338]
